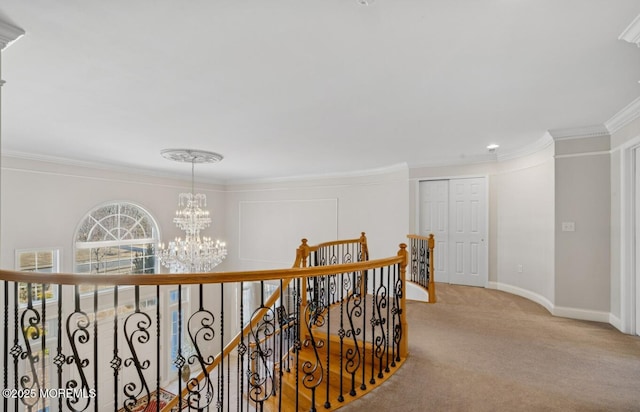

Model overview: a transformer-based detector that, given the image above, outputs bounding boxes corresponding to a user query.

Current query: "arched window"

[74,202,159,278]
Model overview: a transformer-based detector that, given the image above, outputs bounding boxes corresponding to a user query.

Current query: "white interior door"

[419,180,449,283]
[448,178,488,287]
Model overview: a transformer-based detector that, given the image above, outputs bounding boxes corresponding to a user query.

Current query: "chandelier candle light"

[157,149,227,273]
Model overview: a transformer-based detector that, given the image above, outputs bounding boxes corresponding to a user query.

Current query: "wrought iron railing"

[0,236,407,412]
[406,234,436,303]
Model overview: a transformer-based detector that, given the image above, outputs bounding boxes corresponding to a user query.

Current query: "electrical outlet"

[561,222,575,232]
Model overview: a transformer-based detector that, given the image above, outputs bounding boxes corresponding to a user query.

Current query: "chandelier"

[156,149,227,273]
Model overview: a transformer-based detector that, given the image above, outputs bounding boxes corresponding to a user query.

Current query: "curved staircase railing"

[407,234,436,303]
[0,234,407,412]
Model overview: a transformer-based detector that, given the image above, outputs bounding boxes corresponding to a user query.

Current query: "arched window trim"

[73,201,160,278]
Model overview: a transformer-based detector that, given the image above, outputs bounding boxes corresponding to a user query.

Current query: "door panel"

[448,178,487,287]
[419,180,449,283]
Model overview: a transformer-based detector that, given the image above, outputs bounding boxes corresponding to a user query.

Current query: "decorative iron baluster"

[337,272,346,403]
[93,285,98,412]
[302,284,326,412]
[19,283,42,411]
[410,238,418,283]
[238,282,246,412]
[185,284,216,411]
[122,286,152,412]
[318,276,326,317]
[111,286,121,412]
[385,267,391,373]
[3,281,8,412]
[65,285,93,412]
[11,282,19,412]
[156,286,161,412]
[372,268,387,381]
[247,304,276,409]
[419,240,428,287]
[41,283,47,412]
[329,245,337,266]
[369,271,377,385]
[344,272,361,397]
[277,280,284,411]
[176,285,184,411]
[55,284,63,412]
[219,283,224,411]
[325,274,337,409]
[227,339,231,412]
[360,270,367,391]
[294,278,302,412]
[343,244,353,266]
[392,264,403,363]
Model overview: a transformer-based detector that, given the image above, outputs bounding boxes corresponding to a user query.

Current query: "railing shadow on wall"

[0,233,408,412]
[406,234,436,303]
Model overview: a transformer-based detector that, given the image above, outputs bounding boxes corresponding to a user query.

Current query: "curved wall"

[409,144,556,312]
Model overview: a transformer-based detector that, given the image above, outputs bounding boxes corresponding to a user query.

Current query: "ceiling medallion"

[160,148,224,164]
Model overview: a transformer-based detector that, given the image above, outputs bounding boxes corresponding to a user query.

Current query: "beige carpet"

[341,283,640,412]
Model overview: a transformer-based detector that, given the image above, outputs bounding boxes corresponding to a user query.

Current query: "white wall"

[554,136,610,315]
[493,146,555,308]
[0,156,227,272]
[224,165,410,271]
[410,144,556,310]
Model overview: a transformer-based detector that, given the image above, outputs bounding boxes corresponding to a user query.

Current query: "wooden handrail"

[293,232,368,269]
[0,256,402,286]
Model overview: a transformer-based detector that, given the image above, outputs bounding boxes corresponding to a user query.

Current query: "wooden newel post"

[298,238,310,308]
[398,243,409,357]
[428,234,436,304]
[359,232,369,260]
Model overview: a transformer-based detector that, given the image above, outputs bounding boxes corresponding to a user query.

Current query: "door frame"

[620,137,640,335]
[414,175,490,287]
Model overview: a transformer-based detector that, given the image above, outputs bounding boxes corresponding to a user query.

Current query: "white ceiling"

[1,1,639,183]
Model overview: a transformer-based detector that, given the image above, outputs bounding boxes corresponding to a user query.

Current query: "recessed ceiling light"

[487,144,500,152]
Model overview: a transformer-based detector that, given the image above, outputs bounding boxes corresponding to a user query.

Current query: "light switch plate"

[561,221,575,232]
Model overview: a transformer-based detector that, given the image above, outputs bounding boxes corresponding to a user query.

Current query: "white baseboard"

[552,306,610,323]
[609,314,623,332]
[487,281,611,325]
[487,281,553,314]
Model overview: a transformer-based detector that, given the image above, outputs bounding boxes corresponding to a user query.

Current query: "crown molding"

[496,133,554,162]
[229,162,410,186]
[0,19,25,50]
[1,150,226,186]
[619,14,640,46]
[411,153,497,169]
[547,125,610,141]
[605,95,640,134]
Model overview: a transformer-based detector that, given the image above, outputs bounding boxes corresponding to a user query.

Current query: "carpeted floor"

[341,283,640,412]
